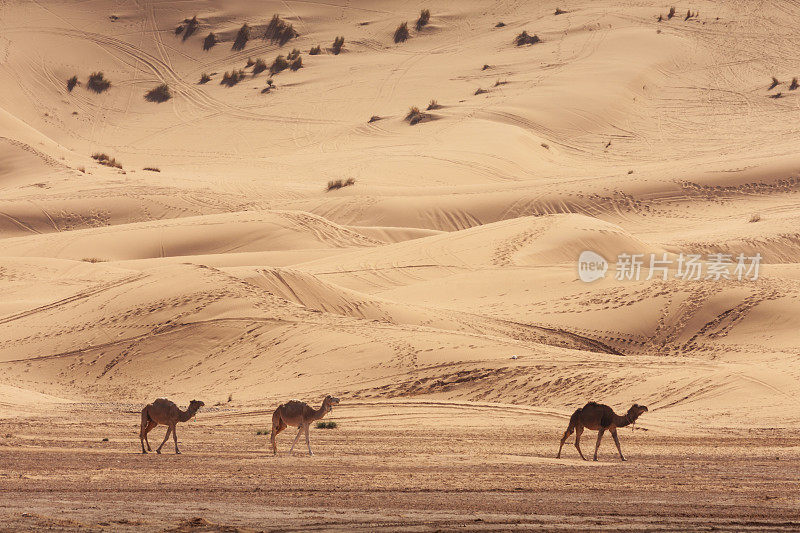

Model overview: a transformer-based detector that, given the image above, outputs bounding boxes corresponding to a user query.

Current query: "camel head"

[323,395,340,413]
[188,400,205,412]
[627,403,648,422]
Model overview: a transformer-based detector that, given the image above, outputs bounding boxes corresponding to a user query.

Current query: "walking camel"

[270,395,339,456]
[139,398,205,454]
[556,402,648,461]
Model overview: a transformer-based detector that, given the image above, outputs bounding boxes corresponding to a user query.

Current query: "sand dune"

[2,0,800,528]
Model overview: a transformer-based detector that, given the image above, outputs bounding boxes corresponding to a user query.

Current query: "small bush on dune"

[92,153,122,169]
[264,14,298,46]
[326,178,355,191]
[199,73,212,84]
[144,83,172,103]
[405,106,430,125]
[175,25,184,35]
[494,79,508,86]
[87,72,111,93]
[287,49,301,61]
[791,77,799,90]
[515,31,540,46]
[182,15,199,41]
[495,21,506,28]
[427,99,440,110]
[749,213,761,223]
[143,167,160,172]
[270,55,289,75]
[252,58,268,75]
[221,69,245,87]
[332,36,345,55]
[232,24,250,51]
[415,9,431,31]
[203,32,217,51]
[82,257,106,263]
[67,75,79,92]
[555,7,566,15]
[667,6,676,19]
[394,22,409,43]
[309,44,322,55]
[769,77,779,90]
[475,87,488,95]
[316,421,338,429]
[255,429,269,435]
[290,55,303,71]
[368,115,382,122]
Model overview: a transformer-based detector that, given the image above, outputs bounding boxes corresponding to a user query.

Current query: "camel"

[139,398,204,454]
[270,395,339,456]
[556,402,648,461]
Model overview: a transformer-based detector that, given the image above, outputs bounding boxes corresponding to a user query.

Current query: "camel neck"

[178,407,197,423]
[313,404,328,421]
[614,413,633,428]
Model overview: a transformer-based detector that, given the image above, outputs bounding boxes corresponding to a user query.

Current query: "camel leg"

[271,419,286,456]
[557,425,574,458]
[142,421,156,453]
[593,428,605,461]
[610,427,625,461]
[288,426,304,455]
[172,424,180,454]
[574,425,587,460]
[305,424,313,456]
[156,426,172,454]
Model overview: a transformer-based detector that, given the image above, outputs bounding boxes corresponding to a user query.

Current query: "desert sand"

[1,0,800,530]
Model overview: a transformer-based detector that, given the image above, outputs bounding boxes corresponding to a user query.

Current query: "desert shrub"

[494,79,508,86]
[199,73,211,84]
[289,55,303,71]
[515,31,540,46]
[309,45,322,55]
[495,22,506,27]
[183,15,199,41]
[287,48,301,61]
[482,64,491,70]
[175,25,184,35]
[555,7,566,15]
[394,22,409,43]
[67,75,78,92]
[316,421,338,429]
[255,429,269,435]
[667,6,676,19]
[92,153,122,168]
[252,58,268,75]
[749,213,761,223]
[368,115,382,122]
[87,72,111,93]
[203,32,217,51]
[415,9,430,31]
[332,36,345,55]
[769,77,779,90]
[143,167,160,172]
[264,14,298,45]
[82,257,106,263]
[427,99,440,110]
[405,106,429,125]
[144,83,172,103]
[769,92,783,99]
[685,9,697,20]
[221,69,245,87]
[270,55,289,75]
[791,77,799,90]
[233,24,250,51]
[109,15,119,21]
[475,87,488,95]
[326,178,355,191]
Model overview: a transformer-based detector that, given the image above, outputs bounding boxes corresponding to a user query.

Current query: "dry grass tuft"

[144,83,172,103]
[327,178,355,191]
[203,32,217,51]
[143,167,160,172]
[415,9,431,31]
[252,58,268,75]
[221,70,246,87]
[769,77,779,90]
[264,14,298,46]
[394,22,410,43]
[427,99,441,110]
[368,115,382,123]
[667,6,676,19]
[515,31,540,46]
[87,72,111,93]
[749,213,761,223]
[67,75,79,92]
[287,49,300,61]
[791,77,799,90]
[316,421,338,429]
[182,15,199,41]
[555,7,566,15]
[475,87,488,95]
[270,55,289,75]
[82,257,106,263]
[199,73,212,84]
[92,153,122,169]
[232,24,250,51]
[309,45,322,55]
[332,36,345,55]
[495,22,506,28]
[290,55,303,71]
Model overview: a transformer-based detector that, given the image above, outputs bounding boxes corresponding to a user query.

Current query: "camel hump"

[584,401,599,409]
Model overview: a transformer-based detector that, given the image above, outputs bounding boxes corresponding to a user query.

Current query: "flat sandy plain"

[2,0,800,530]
